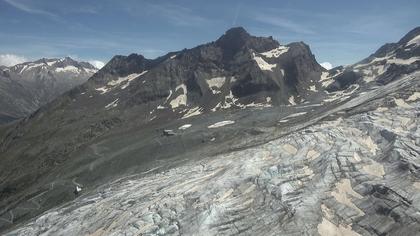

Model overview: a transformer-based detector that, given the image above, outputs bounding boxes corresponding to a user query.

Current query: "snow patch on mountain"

[357,55,419,69]
[407,35,420,46]
[359,64,387,83]
[46,60,59,66]
[260,46,289,58]
[309,85,318,92]
[25,63,45,71]
[182,107,203,119]
[84,68,98,74]
[388,57,420,65]
[211,91,239,111]
[46,58,66,67]
[55,66,79,73]
[170,84,187,109]
[243,102,272,108]
[178,124,192,130]
[324,84,359,102]
[114,71,147,89]
[253,53,277,71]
[206,77,226,94]
[105,98,119,109]
[320,72,334,87]
[95,87,109,94]
[208,120,235,128]
[288,96,296,105]
[95,71,147,94]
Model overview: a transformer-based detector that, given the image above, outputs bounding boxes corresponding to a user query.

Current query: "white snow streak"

[260,46,289,58]
[206,77,226,94]
[208,120,235,128]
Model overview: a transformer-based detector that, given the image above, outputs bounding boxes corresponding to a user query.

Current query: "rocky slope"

[0,57,97,124]
[323,27,420,92]
[0,27,420,235]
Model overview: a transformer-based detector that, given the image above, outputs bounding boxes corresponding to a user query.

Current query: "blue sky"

[0,0,419,68]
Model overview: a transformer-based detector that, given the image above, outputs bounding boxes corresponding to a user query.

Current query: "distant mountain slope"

[321,27,420,92]
[0,57,97,124]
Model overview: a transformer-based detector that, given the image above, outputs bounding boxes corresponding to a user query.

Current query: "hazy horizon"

[1,0,419,68]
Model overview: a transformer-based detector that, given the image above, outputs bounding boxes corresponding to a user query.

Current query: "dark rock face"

[0,57,97,124]
[215,27,278,62]
[326,71,361,92]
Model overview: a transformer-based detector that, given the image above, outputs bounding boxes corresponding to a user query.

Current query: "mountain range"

[0,57,97,124]
[0,27,419,235]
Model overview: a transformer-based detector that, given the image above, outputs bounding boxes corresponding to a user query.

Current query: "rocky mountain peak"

[77,26,325,118]
[90,53,157,85]
[216,27,251,45]
[101,54,148,74]
[398,26,420,45]
[215,27,279,61]
[215,27,253,61]
[369,27,420,59]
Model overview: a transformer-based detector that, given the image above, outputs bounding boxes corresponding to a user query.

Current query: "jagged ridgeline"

[0,57,98,124]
